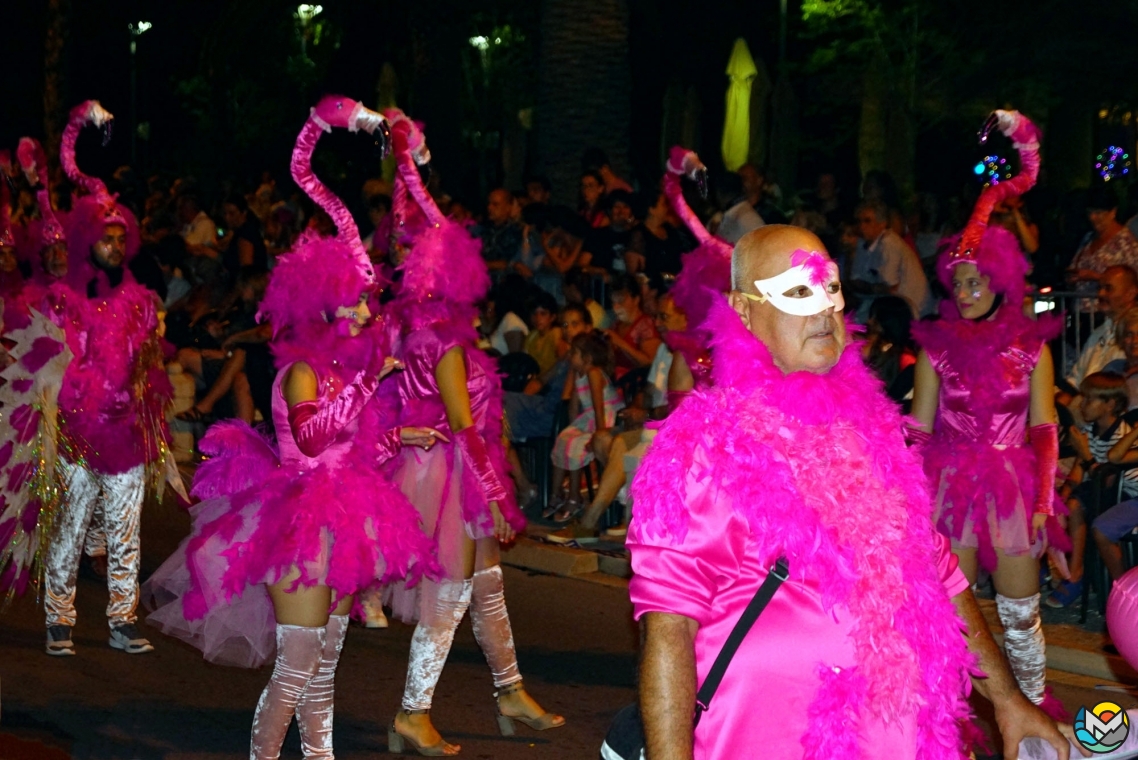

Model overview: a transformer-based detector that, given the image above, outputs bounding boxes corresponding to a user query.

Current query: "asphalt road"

[0,489,1135,759]
[0,492,639,759]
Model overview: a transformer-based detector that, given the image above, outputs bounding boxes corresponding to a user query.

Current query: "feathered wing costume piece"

[662,146,732,388]
[143,96,437,669]
[0,309,74,604]
[384,108,525,534]
[15,138,67,282]
[59,101,141,293]
[916,110,1067,720]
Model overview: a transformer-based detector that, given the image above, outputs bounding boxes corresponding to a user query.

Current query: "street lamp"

[295,5,323,55]
[128,20,152,167]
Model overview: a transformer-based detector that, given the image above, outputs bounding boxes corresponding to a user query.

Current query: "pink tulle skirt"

[383,444,487,626]
[143,458,436,668]
[924,439,1068,572]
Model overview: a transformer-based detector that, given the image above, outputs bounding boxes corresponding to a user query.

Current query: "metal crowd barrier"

[1029,289,1100,379]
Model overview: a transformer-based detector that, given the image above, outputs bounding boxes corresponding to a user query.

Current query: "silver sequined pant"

[44,460,145,630]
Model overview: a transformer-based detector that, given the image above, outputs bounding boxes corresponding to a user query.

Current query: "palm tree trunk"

[536,0,632,205]
[43,0,71,171]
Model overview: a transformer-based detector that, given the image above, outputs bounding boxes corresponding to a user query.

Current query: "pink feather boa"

[631,298,976,758]
[912,307,1069,571]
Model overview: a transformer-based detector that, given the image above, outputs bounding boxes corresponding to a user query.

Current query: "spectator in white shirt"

[1061,265,1138,412]
[850,200,934,320]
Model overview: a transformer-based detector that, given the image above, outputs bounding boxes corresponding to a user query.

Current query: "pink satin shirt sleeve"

[935,531,970,598]
[628,454,749,627]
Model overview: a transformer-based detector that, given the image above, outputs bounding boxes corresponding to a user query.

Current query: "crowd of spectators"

[9,140,1138,577]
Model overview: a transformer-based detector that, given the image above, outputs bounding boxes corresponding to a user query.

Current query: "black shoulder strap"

[693,556,788,727]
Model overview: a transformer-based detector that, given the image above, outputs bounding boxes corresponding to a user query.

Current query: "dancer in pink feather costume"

[15,101,176,659]
[378,109,562,756]
[143,96,443,760]
[910,110,1071,721]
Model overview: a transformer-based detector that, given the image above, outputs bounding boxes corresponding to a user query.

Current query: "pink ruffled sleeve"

[628,448,749,627]
[934,531,970,598]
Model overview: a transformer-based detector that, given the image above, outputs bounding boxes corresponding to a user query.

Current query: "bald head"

[728,225,846,375]
[487,188,514,225]
[732,225,829,293]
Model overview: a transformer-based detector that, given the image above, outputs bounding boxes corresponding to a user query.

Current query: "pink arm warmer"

[373,427,403,464]
[287,371,381,458]
[1029,423,1059,516]
[454,425,508,504]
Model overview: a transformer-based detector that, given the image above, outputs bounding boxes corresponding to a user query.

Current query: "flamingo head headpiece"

[15,138,67,253]
[0,151,14,249]
[937,109,1041,305]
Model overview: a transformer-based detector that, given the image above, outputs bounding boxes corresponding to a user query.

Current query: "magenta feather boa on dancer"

[631,297,977,758]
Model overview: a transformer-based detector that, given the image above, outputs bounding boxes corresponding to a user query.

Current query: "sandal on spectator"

[1043,578,1083,609]
[552,501,582,524]
[542,496,567,520]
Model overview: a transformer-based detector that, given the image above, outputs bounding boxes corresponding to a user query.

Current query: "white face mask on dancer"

[743,250,844,316]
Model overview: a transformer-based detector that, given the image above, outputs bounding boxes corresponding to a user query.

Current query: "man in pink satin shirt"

[626,226,1083,760]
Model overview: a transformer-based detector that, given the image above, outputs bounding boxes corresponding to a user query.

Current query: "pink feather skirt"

[143,458,437,668]
[924,439,1069,572]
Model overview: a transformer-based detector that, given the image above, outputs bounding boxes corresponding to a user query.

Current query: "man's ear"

[728,290,752,331]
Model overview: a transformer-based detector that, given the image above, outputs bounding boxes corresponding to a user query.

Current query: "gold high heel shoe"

[494,682,566,735]
[387,710,460,756]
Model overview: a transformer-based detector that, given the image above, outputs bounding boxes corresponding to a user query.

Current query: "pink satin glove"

[287,370,381,458]
[374,427,403,463]
[454,425,508,503]
[1029,423,1059,516]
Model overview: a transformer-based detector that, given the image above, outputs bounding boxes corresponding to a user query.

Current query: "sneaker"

[1043,578,1083,609]
[46,625,75,656]
[109,623,154,654]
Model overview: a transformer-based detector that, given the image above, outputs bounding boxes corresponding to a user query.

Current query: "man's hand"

[995,693,1088,759]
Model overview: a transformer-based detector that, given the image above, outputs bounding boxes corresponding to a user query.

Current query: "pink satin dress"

[384,327,500,624]
[916,317,1055,572]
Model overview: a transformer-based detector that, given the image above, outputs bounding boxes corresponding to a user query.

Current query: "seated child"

[1049,371,1138,607]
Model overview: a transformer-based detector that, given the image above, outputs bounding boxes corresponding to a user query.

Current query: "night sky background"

[2,0,1136,213]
